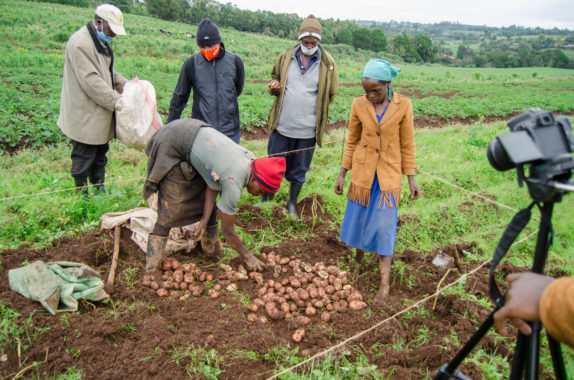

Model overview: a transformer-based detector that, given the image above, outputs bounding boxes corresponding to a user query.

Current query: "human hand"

[493,272,555,337]
[269,80,281,96]
[187,221,207,241]
[243,251,266,272]
[115,96,125,112]
[408,176,421,199]
[334,175,345,195]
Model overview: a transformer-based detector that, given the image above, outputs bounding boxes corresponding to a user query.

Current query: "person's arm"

[67,41,120,111]
[188,187,219,241]
[113,71,128,93]
[219,211,265,271]
[407,175,421,199]
[268,53,283,96]
[493,272,555,337]
[167,58,194,123]
[539,276,574,347]
[235,55,245,96]
[334,167,348,195]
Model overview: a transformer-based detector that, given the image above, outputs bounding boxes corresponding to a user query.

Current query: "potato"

[192,288,203,297]
[257,286,267,296]
[349,300,367,311]
[208,289,220,298]
[150,281,159,290]
[259,316,268,324]
[325,285,336,294]
[305,306,317,316]
[143,274,152,282]
[142,278,151,287]
[161,273,170,281]
[184,273,195,284]
[247,303,259,312]
[173,270,184,284]
[247,313,258,323]
[162,259,172,271]
[253,298,265,307]
[326,303,334,311]
[265,303,285,320]
[226,283,237,292]
[279,257,290,265]
[171,259,181,270]
[161,281,173,290]
[179,295,188,302]
[213,284,222,291]
[219,263,233,272]
[182,263,193,272]
[206,274,214,282]
[313,300,324,309]
[320,311,331,322]
[179,282,188,290]
[169,290,180,298]
[292,328,305,343]
[297,288,309,301]
[290,303,298,312]
[280,278,290,286]
[289,278,301,288]
[308,288,318,299]
[296,315,310,326]
[348,291,363,302]
[199,272,206,282]
[157,288,169,297]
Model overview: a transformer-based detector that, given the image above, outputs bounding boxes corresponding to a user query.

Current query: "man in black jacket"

[167,18,245,143]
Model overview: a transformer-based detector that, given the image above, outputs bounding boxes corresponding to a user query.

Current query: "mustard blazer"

[340,93,417,207]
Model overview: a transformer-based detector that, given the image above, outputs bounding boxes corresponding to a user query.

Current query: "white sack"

[116,78,163,149]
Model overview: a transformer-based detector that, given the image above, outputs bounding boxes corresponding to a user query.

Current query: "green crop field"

[1,0,573,378]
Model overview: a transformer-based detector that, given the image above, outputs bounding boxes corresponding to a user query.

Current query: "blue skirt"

[340,174,398,256]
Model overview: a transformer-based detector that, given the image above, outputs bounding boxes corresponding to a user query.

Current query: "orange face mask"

[200,43,221,61]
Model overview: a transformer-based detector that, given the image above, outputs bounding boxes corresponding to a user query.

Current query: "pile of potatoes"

[142,258,249,301]
[142,253,368,343]
[245,252,367,343]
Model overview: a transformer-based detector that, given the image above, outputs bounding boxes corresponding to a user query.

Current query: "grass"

[1,0,574,377]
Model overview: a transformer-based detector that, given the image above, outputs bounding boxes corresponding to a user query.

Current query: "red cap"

[251,157,286,193]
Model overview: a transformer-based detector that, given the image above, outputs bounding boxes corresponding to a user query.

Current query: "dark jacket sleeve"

[167,57,195,123]
[235,55,245,96]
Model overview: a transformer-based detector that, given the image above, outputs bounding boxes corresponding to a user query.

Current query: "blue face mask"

[97,29,114,44]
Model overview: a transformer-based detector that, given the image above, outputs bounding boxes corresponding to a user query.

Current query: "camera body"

[487,109,574,202]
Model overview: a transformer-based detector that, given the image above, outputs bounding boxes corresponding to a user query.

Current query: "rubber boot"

[201,224,222,256]
[90,167,106,192]
[74,176,89,200]
[146,234,167,275]
[286,182,303,218]
[256,192,274,206]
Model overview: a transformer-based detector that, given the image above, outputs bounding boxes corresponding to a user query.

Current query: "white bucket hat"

[95,4,126,35]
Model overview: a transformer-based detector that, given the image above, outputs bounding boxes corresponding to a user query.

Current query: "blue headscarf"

[362,59,401,100]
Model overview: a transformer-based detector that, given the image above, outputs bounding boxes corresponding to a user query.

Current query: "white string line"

[0,137,347,203]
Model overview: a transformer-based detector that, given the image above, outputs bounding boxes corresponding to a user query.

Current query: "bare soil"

[0,195,523,379]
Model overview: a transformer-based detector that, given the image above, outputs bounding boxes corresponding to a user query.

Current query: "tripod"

[434,200,567,380]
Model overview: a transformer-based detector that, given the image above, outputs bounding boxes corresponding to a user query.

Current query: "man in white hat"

[57,4,128,197]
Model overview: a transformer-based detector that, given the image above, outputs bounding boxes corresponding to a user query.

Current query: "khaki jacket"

[540,277,574,348]
[267,44,338,147]
[58,24,127,145]
[341,94,417,207]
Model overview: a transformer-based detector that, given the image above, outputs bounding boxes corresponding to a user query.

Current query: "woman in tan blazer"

[334,59,421,304]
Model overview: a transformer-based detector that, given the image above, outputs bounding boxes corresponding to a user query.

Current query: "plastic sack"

[116,78,163,149]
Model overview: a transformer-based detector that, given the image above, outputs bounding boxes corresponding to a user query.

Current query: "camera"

[487,109,574,202]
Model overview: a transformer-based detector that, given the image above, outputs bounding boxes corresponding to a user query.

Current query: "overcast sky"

[228,0,574,30]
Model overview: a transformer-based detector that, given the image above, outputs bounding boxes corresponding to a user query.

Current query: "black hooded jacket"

[167,43,245,138]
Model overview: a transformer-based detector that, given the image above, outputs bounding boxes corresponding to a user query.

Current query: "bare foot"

[243,252,266,272]
[372,288,389,307]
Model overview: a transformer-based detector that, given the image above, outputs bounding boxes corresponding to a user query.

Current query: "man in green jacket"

[58,4,128,195]
[263,15,338,218]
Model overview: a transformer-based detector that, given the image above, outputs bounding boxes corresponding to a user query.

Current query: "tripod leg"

[525,323,541,380]
[548,334,567,380]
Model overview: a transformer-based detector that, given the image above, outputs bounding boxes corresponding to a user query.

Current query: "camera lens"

[487,140,514,171]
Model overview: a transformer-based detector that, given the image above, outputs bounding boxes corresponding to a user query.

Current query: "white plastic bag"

[116,78,163,149]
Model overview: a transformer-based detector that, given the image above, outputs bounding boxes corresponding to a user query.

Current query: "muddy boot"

[201,224,222,256]
[256,192,274,206]
[90,167,106,192]
[146,234,167,276]
[286,182,303,218]
[74,176,89,200]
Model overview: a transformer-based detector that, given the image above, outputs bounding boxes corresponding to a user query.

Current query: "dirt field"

[0,195,524,379]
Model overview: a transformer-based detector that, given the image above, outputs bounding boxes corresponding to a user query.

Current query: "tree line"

[43,0,574,68]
